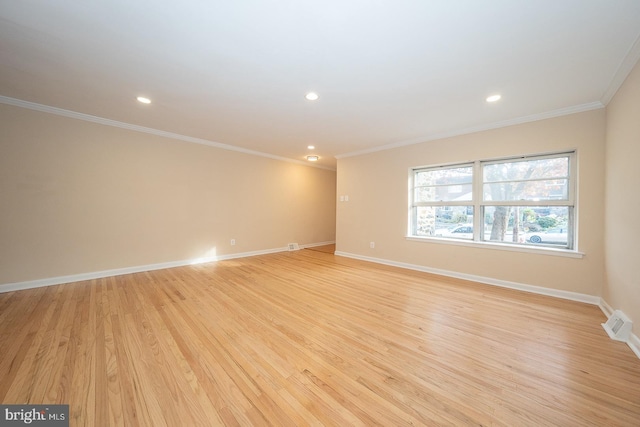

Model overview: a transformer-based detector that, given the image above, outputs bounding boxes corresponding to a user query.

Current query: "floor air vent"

[288,243,300,251]
[602,310,633,342]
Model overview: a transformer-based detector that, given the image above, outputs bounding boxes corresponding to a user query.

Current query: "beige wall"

[604,59,640,325]
[336,109,606,296]
[0,104,336,284]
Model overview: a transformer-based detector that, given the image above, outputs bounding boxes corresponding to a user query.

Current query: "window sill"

[405,236,585,259]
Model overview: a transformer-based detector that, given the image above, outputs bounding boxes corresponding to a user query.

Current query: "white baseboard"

[336,251,640,360]
[598,299,615,318]
[0,241,336,294]
[3,243,637,360]
[628,333,640,359]
[300,241,335,249]
[335,251,600,305]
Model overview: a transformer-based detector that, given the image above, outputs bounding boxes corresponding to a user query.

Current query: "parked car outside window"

[434,224,474,239]
[526,228,568,244]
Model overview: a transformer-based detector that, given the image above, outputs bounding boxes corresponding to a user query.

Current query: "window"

[411,164,473,239]
[409,152,576,250]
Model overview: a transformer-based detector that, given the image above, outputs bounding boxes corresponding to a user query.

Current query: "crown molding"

[601,33,640,105]
[335,101,604,159]
[0,95,336,171]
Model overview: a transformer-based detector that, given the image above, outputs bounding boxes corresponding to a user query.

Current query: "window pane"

[414,206,473,238]
[414,206,436,236]
[415,183,473,202]
[415,166,473,186]
[483,178,568,201]
[483,156,569,201]
[414,166,473,202]
[482,206,570,247]
[483,157,568,182]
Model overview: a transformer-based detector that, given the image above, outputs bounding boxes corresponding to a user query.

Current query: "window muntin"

[410,152,576,250]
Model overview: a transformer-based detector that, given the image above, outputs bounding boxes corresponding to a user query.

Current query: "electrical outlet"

[370,242,375,249]
[230,239,236,246]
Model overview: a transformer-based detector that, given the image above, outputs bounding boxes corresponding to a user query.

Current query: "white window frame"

[408,151,580,256]
[409,162,474,238]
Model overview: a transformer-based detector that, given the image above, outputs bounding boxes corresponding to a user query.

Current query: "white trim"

[601,33,640,104]
[335,251,599,305]
[335,102,604,159]
[300,241,336,249]
[0,95,336,172]
[336,252,640,358]
[405,236,584,259]
[628,333,640,359]
[0,243,335,294]
[0,259,204,294]
[598,298,615,318]
[598,300,640,360]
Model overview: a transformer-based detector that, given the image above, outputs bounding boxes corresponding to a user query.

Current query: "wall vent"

[287,243,300,251]
[602,310,633,342]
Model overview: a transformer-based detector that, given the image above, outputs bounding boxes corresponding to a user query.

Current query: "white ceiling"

[2,1,640,169]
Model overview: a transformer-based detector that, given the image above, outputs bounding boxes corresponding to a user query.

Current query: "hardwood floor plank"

[0,286,50,401]
[42,283,79,404]
[3,285,64,403]
[1,247,639,426]
[68,280,97,427]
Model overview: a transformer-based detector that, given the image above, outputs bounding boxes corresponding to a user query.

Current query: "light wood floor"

[1,246,639,426]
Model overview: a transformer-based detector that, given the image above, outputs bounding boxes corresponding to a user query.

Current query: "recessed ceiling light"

[486,94,501,103]
[305,92,319,101]
[306,155,319,162]
[136,96,151,104]
[307,145,315,150]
